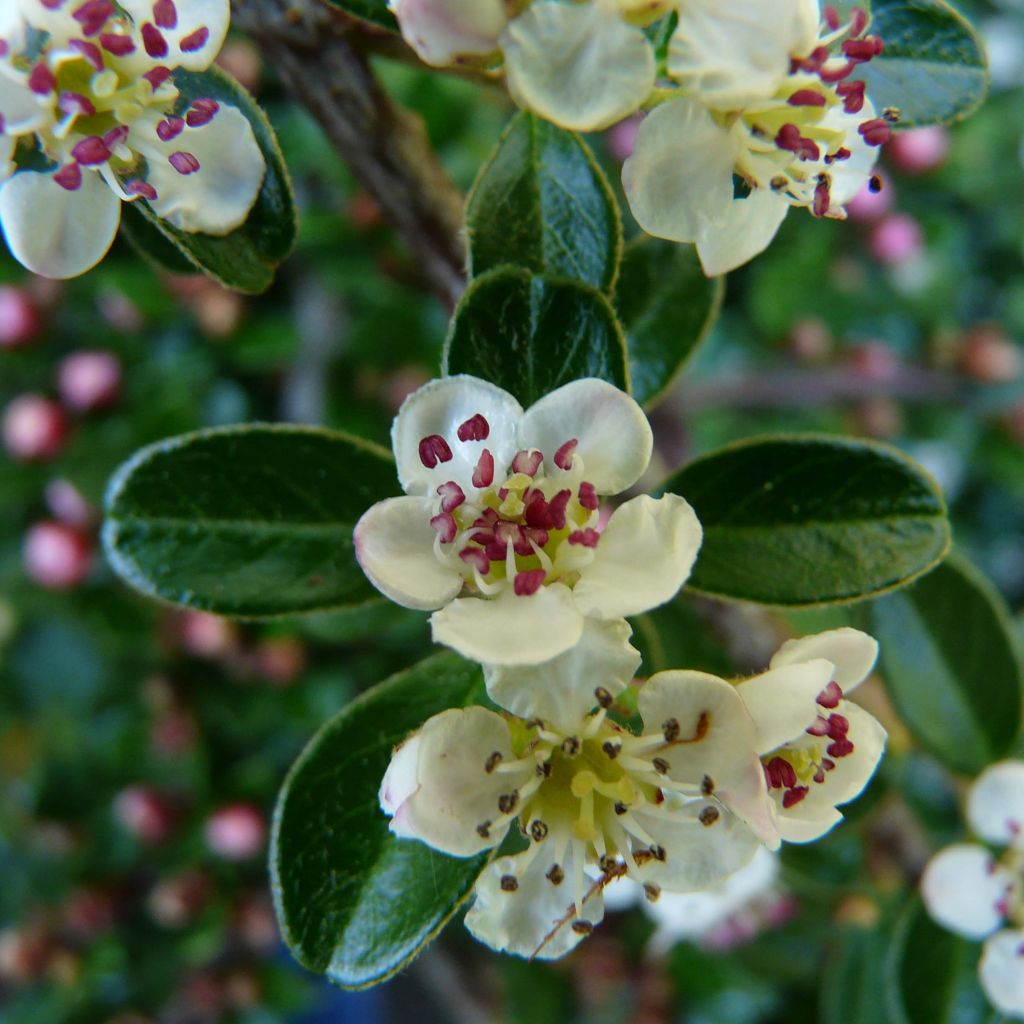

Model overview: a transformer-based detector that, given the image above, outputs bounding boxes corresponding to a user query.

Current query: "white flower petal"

[392,375,524,496]
[379,733,422,827]
[387,706,527,857]
[694,188,790,276]
[132,106,265,235]
[770,627,879,695]
[431,583,585,666]
[390,0,507,66]
[735,660,836,756]
[484,617,641,732]
[666,0,813,107]
[921,844,1011,941]
[465,841,604,959]
[503,0,656,131]
[638,670,778,847]
[824,99,881,206]
[622,96,737,246]
[631,801,761,893]
[968,761,1024,848]
[119,0,230,70]
[0,169,120,279]
[517,378,653,495]
[354,495,464,611]
[980,929,1024,1018]
[17,0,80,39]
[0,63,50,136]
[572,494,702,620]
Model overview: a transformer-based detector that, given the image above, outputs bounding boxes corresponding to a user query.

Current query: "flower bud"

[960,325,1022,383]
[58,350,122,412]
[23,521,91,589]
[44,479,93,527]
[0,285,43,348]
[113,786,176,844]
[888,126,950,175]
[3,395,67,461]
[846,173,893,222]
[378,734,423,840]
[204,803,267,861]
[869,213,924,267]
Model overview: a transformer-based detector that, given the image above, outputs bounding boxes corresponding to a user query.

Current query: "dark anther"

[594,686,614,709]
[485,751,502,773]
[546,864,564,885]
[652,757,670,775]
[498,791,519,815]
[500,875,519,892]
[530,820,549,842]
[701,774,715,795]
[643,883,661,903]
[561,737,580,757]
[571,920,593,935]
[602,741,620,759]
[699,805,720,826]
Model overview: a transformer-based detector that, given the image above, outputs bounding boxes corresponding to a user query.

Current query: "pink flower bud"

[0,286,43,348]
[869,213,924,267]
[846,342,901,382]
[57,350,122,412]
[254,637,306,687]
[44,479,93,527]
[845,173,892,222]
[113,786,176,844]
[23,521,92,589]
[606,115,640,163]
[888,126,950,175]
[960,325,1022,383]
[204,803,267,861]
[3,395,68,461]
[177,610,238,658]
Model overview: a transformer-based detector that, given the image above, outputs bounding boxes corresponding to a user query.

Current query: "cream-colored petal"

[735,660,836,755]
[979,929,1024,1018]
[921,844,1011,941]
[572,494,702,619]
[118,0,230,71]
[390,0,506,66]
[769,627,879,695]
[968,761,1024,849]
[353,496,465,611]
[824,99,882,207]
[694,188,789,276]
[503,0,656,131]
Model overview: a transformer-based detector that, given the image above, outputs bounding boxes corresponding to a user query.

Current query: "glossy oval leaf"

[867,554,1023,775]
[272,652,489,989]
[320,0,398,31]
[822,924,892,1024]
[129,65,297,293]
[616,239,723,409]
[661,435,950,606]
[103,425,396,617]
[467,113,622,292]
[443,267,630,407]
[862,0,988,127]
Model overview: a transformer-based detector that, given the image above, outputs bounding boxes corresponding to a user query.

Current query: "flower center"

[418,413,602,599]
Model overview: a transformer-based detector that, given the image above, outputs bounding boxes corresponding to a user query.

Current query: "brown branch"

[230,0,467,310]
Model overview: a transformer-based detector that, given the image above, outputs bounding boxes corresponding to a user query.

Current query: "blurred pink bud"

[58,350,122,412]
[178,610,238,658]
[148,870,211,928]
[0,286,43,348]
[960,325,1022,383]
[789,318,833,363]
[204,803,267,861]
[869,213,924,267]
[255,637,306,687]
[0,926,53,983]
[151,708,199,757]
[44,479,93,527]
[846,173,892,222]
[846,342,901,382]
[23,521,92,589]
[113,786,176,844]
[3,395,68,461]
[606,115,641,163]
[63,888,116,936]
[888,126,950,175]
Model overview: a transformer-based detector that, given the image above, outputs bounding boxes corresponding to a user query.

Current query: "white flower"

[353,374,702,666]
[922,762,1024,1019]
[622,0,890,275]
[379,624,773,959]
[0,0,266,278]
[388,0,508,67]
[735,627,888,843]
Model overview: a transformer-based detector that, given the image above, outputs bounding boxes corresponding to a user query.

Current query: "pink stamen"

[823,4,840,29]
[837,80,866,113]
[156,116,184,141]
[554,438,578,471]
[472,449,494,488]
[459,548,489,574]
[179,26,210,52]
[816,681,843,709]
[71,136,111,166]
[826,738,855,758]
[59,92,96,117]
[859,118,892,146]
[511,450,542,476]
[100,32,136,55]
[69,38,104,71]
[578,481,598,510]
[813,179,831,218]
[153,0,178,29]
[143,66,172,90]
[436,481,465,513]
[843,37,884,62]
[28,64,56,95]
[827,714,850,739]
[418,434,452,469]
[788,89,827,107]
[514,569,546,597]
[430,513,457,544]
[186,98,219,128]
[568,529,600,548]
[141,22,169,58]
[126,180,158,200]
[169,151,200,175]
[776,123,820,162]
[806,716,830,737]
[782,786,810,808]
[53,163,83,191]
[457,413,489,442]
[765,757,798,790]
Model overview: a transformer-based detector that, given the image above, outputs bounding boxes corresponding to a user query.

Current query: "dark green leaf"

[271,652,489,988]
[130,65,297,293]
[631,597,734,678]
[821,925,891,1024]
[443,267,630,407]
[886,899,994,1024]
[661,435,950,606]
[467,113,622,292]
[118,201,198,275]
[862,0,988,127]
[103,425,396,617]
[319,0,398,31]
[867,554,1023,774]
[616,239,723,408]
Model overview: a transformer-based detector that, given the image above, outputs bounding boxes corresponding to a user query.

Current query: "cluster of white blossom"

[923,762,1024,1019]
[356,374,888,958]
[388,0,890,273]
[0,0,266,278]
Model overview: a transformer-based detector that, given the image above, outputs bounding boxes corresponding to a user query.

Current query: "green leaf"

[616,239,723,408]
[319,0,398,31]
[119,201,198,276]
[862,0,988,127]
[271,652,489,988]
[822,925,892,1024]
[866,554,1023,774]
[631,597,734,678]
[442,267,630,407]
[886,899,995,1024]
[466,113,622,292]
[103,425,396,617]
[660,435,950,606]
[130,65,297,294]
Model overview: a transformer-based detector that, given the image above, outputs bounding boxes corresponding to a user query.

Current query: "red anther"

[436,481,465,513]
[496,521,527,555]
[186,103,218,127]
[818,58,856,83]
[141,22,169,58]
[459,547,490,574]
[429,513,457,544]
[418,434,453,468]
[822,758,836,772]
[72,136,111,166]
[126,180,158,200]
[826,738,855,758]
[823,4,840,29]
[568,528,600,548]
[850,8,869,36]
[782,786,810,809]
[511,450,542,476]
[69,38,104,70]
[179,26,210,52]
[554,438,579,470]
[143,66,172,90]
[825,147,852,164]
[156,116,184,141]
[474,508,498,529]
[54,163,83,191]
[169,151,200,174]
[837,80,866,113]
[1009,820,1021,837]
[578,481,598,510]
[457,413,489,442]
[472,448,494,488]
[796,45,829,73]
[843,37,883,62]
[524,493,551,529]
[859,118,892,146]
[514,569,546,597]
[776,123,820,162]
[817,681,843,708]
[806,716,830,737]
[813,179,831,218]
[153,0,178,29]
[59,91,96,117]
[546,489,571,530]
[525,527,549,549]
[28,64,56,95]
[826,713,850,739]
[788,89,827,107]
[100,32,136,55]
[103,125,130,149]
[483,539,507,562]
[73,0,114,34]
[765,757,797,790]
